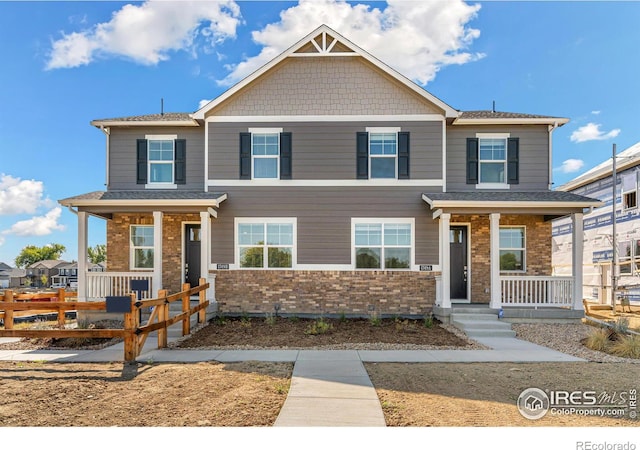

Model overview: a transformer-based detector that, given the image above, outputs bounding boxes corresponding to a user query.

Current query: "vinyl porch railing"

[85,271,154,301]
[501,276,573,308]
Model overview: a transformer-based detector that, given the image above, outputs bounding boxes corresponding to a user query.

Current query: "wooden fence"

[0,278,210,362]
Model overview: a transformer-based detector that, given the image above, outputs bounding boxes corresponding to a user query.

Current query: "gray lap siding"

[211,186,440,266]
[209,121,443,180]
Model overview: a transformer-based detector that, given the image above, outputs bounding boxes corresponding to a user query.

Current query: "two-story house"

[59,25,600,321]
[25,260,69,288]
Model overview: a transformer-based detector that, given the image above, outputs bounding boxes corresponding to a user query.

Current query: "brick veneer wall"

[451,214,552,304]
[214,270,436,317]
[106,213,200,294]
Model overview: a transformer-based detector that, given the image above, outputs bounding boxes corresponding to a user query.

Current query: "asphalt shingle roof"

[60,190,226,202]
[458,110,564,120]
[423,191,601,203]
[92,112,194,123]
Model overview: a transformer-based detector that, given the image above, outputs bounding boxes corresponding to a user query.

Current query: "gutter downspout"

[99,126,111,189]
[548,121,559,190]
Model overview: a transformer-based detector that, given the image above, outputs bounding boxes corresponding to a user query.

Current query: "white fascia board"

[90,120,199,127]
[194,24,459,120]
[452,117,570,126]
[206,114,445,123]
[60,195,227,209]
[424,200,604,209]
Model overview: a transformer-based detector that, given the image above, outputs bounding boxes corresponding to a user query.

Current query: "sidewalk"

[0,335,585,427]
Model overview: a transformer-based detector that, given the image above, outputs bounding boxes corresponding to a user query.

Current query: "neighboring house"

[0,264,27,289]
[553,141,640,305]
[25,260,69,288]
[59,25,600,320]
[51,261,106,288]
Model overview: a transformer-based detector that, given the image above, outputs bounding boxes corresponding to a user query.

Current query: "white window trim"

[249,128,282,181]
[351,218,415,270]
[499,225,526,273]
[476,132,510,187]
[367,127,401,180]
[145,134,178,188]
[130,224,154,271]
[234,217,297,270]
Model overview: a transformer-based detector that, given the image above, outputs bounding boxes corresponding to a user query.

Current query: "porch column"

[489,213,501,309]
[200,211,213,301]
[439,213,451,309]
[77,211,88,302]
[572,212,584,310]
[153,211,163,298]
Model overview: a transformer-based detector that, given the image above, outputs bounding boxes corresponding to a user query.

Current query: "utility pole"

[611,143,617,314]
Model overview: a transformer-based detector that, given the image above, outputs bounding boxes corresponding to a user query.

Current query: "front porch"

[423,191,602,322]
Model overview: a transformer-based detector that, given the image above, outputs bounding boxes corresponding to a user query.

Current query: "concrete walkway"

[0,335,585,427]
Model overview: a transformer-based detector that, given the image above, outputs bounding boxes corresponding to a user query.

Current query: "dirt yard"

[1,317,639,427]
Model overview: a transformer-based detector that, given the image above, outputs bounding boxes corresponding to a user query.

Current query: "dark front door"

[185,224,201,288]
[450,226,468,300]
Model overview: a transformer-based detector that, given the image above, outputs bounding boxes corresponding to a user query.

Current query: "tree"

[14,243,66,268]
[88,244,107,264]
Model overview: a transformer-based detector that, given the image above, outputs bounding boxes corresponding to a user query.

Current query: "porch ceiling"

[422,191,603,217]
[58,190,227,218]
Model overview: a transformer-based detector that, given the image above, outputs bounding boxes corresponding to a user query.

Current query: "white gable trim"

[193,24,458,120]
[206,114,445,123]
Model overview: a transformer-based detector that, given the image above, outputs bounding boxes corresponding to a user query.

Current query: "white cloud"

[218,0,483,87]
[0,174,52,215]
[46,0,241,69]
[554,159,585,174]
[570,123,621,143]
[0,236,4,247]
[198,98,212,109]
[591,110,601,115]
[2,208,66,237]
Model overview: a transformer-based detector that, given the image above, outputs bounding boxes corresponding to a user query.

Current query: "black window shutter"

[398,132,410,179]
[280,132,292,180]
[136,139,147,184]
[466,138,479,184]
[356,132,369,179]
[239,132,251,179]
[507,138,519,185]
[174,139,186,185]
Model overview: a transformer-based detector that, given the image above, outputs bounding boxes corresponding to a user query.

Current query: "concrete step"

[459,328,517,338]
[450,313,498,321]
[450,306,496,315]
[452,319,513,330]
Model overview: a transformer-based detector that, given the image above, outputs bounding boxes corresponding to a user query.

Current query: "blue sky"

[1,0,639,266]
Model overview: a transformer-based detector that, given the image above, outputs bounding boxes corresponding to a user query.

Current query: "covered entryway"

[58,190,227,301]
[423,191,602,320]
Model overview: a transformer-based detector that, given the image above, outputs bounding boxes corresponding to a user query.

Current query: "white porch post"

[489,213,501,309]
[153,211,163,298]
[572,212,585,310]
[439,213,451,309]
[77,211,88,302]
[200,211,213,301]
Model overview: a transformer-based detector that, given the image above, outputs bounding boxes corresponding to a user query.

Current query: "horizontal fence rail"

[0,279,210,362]
[85,272,154,301]
[501,276,573,307]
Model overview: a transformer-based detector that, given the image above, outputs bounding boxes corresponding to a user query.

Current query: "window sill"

[145,183,177,190]
[476,183,510,190]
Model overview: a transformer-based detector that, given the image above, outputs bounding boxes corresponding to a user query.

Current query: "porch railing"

[501,276,573,307]
[85,272,153,301]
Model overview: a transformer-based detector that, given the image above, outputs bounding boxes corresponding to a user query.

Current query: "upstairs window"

[356,129,410,180]
[369,132,397,179]
[252,133,280,179]
[148,140,174,183]
[467,134,519,186]
[239,129,292,180]
[619,240,632,275]
[479,138,506,183]
[136,135,186,187]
